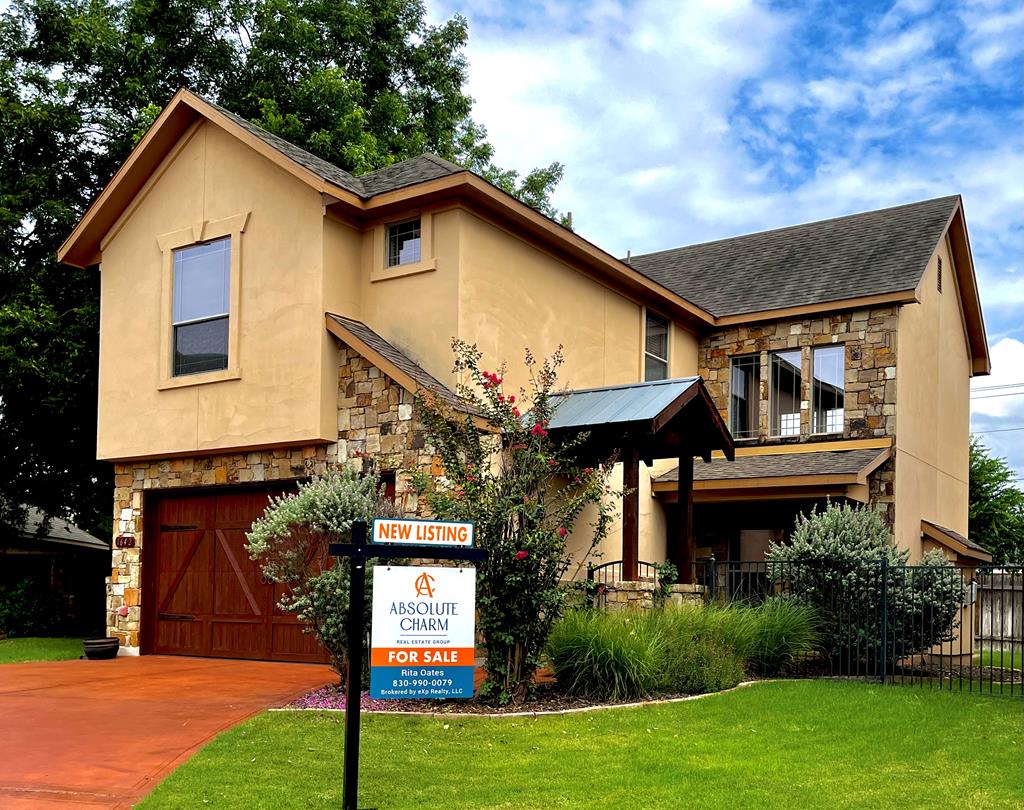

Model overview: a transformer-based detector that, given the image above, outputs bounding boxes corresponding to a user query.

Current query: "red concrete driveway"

[0,655,333,808]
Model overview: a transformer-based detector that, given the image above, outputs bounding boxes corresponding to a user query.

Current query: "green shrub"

[246,468,399,680]
[744,598,819,674]
[547,599,818,701]
[657,634,745,694]
[0,579,64,637]
[767,501,963,672]
[546,610,665,701]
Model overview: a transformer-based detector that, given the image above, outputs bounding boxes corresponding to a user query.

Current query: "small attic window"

[387,218,421,267]
[937,257,943,293]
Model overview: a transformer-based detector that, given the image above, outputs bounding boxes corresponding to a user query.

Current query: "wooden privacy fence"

[976,570,1023,653]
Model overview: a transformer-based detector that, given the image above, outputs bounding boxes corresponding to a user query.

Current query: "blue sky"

[431,0,1024,480]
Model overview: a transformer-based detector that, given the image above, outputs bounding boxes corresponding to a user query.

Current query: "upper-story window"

[729,355,760,440]
[172,238,230,376]
[769,349,802,437]
[644,311,669,381]
[811,345,845,434]
[387,218,421,267]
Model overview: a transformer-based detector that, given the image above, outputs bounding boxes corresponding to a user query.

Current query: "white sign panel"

[369,566,476,699]
[371,518,474,547]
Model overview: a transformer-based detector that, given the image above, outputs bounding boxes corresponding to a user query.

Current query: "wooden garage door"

[146,489,328,663]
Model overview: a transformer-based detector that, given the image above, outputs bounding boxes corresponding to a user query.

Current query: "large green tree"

[0,0,565,537]
[969,437,1024,565]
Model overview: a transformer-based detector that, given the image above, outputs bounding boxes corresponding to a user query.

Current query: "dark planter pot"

[83,637,120,660]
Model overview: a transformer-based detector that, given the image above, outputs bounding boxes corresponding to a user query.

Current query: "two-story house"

[58,90,991,660]
[628,202,992,568]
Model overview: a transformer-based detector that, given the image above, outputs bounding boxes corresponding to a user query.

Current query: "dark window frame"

[386,218,422,267]
[644,310,670,382]
[728,354,761,440]
[171,237,231,377]
[811,345,846,435]
[768,349,803,438]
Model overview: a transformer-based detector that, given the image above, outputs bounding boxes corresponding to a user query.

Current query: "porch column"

[677,453,695,584]
[621,445,640,581]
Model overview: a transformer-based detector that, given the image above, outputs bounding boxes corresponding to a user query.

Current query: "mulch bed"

[901,664,1023,685]
[287,681,700,714]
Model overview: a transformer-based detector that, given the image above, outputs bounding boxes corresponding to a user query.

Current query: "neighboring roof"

[655,446,890,484]
[325,313,467,413]
[628,196,960,318]
[10,508,109,552]
[921,520,992,563]
[547,377,734,462]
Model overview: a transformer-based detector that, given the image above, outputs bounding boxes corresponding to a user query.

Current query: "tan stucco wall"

[895,237,972,558]
[349,207,464,390]
[97,122,333,459]
[455,208,699,395]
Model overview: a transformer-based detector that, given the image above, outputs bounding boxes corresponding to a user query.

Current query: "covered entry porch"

[653,443,893,568]
[548,376,734,583]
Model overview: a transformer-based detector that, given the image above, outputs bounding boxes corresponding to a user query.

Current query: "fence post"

[587,562,595,609]
[708,554,717,602]
[879,555,889,685]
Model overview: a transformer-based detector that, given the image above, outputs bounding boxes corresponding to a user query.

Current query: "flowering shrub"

[412,340,617,703]
[246,468,399,679]
[766,501,963,672]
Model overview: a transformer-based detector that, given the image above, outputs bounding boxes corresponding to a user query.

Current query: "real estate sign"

[371,517,474,547]
[369,565,476,699]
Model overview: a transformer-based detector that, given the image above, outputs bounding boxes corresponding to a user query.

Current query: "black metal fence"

[702,558,1023,698]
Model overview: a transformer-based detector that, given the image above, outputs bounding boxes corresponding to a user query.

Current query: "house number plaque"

[115,535,136,549]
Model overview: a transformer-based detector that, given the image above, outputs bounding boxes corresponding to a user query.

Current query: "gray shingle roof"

[922,521,991,556]
[326,314,466,412]
[16,507,109,551]
[657,447,888,483]
[207,99,464,199]
[628,196,960,317]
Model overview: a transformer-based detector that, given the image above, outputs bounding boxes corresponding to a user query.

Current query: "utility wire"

[971,382,1024,391]
[971,391,1024,400]
[971,427,1024,434]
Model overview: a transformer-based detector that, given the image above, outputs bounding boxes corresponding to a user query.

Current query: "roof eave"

[944,201,991,375]
[58,89,368,269]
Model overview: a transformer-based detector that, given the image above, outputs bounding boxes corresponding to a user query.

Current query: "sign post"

[328,519,485,810]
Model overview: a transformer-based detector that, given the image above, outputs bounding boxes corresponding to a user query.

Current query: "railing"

[587,559,660,586]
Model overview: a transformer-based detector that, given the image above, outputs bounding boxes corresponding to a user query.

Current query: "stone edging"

[271,679,773,718]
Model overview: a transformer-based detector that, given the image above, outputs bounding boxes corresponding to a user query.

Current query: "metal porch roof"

[547,377,702,430]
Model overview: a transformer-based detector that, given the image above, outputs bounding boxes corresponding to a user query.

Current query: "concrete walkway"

[0,655,333,808]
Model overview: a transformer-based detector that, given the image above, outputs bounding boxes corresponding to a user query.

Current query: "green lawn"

[141,681,1024,809]
[975,649,1023,671]
[0,637,81,663]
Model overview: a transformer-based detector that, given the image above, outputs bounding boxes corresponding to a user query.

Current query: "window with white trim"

[729,355,760,440]
[811,345,845,434]
[172,238,230,376]
[769,349,802,437]
[644,311,669,381]
[386,218,422,267]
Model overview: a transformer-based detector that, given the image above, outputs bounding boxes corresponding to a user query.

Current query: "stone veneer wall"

[700,306,900,528]
[701,306,899,443]
[598,580,705,611]
[106,342,438,649]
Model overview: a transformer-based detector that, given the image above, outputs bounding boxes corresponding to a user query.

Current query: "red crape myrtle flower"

[515,550,529,561]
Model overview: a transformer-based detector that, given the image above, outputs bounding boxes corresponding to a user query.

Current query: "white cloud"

[431,0,1023,372]
[972,339,1024,419]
